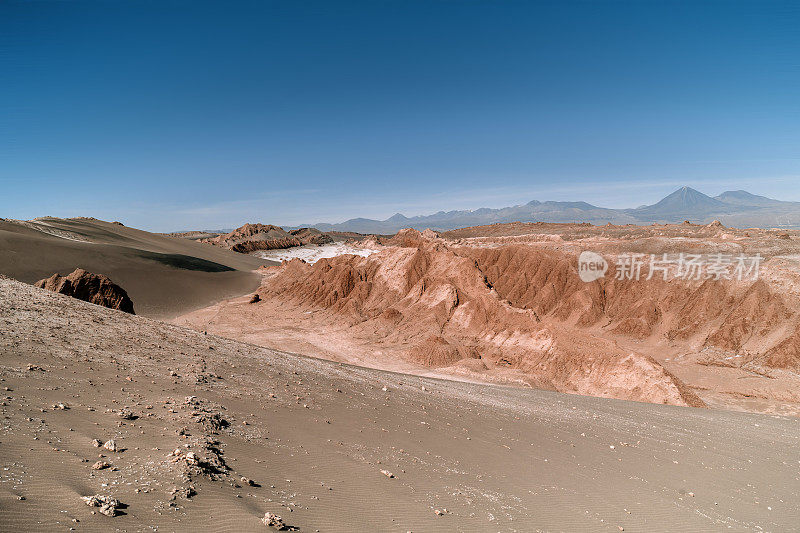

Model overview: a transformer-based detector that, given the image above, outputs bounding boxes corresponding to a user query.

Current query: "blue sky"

[2,0,799,231]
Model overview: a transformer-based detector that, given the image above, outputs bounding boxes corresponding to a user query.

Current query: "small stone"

[82,494,121,517]
[92,461,111,470]
[103,440,118,452]
[262,512,285,529]
[380,469,394,478]
[91,439,103,447]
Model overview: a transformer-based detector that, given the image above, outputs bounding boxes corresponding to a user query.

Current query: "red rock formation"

[382,228,438,247]
[259,220,800,404]
[35,268,135,314]
[407,335,480,367]
[261,239,706,406]
[200,224,302,252]
[462,245,790,352]
[763,329,800,370]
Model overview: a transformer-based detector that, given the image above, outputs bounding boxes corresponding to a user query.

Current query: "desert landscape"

[4,1,800,531]
[0,217,267,318]
[3,215,800,531]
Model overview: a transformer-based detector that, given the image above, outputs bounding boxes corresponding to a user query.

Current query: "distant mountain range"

[296,187,800,234]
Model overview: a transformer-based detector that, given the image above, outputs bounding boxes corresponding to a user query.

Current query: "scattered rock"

[169,443,229,479]
[82,494,122,517]
[170,485,197,500]
[103,440,118,452]
[380,469,394,478]
[92,460,111,470]
[117,409,136,420]
[249,294,261,304]
[91,439,103,447]
[262,511,285,529]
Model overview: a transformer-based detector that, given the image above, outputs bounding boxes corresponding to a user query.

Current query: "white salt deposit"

[254,243,379,264]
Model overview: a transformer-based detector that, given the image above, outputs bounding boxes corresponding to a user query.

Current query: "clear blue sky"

[2,0,799,231]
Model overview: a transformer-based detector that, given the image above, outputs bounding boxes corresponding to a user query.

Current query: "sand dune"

[0,217,269,318]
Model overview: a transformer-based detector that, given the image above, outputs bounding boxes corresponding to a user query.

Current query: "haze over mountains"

[300,187,800,234]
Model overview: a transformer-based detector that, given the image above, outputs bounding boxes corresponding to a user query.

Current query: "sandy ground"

[3,276,800,532]
[0,217,270,318]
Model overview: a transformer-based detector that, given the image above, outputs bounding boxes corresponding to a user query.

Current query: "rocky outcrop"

[200,223,335,253]
[382,228,439,247]
[230,237,301,253]
[200,224,301,252]
[35,268,135,314]
[290,227,334,245]
[407,335,480,367]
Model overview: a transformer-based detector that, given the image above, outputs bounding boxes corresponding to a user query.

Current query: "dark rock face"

[230,237,302,253]
[200,223,335,254]
[34,268,135,314]
[289,227,334,245]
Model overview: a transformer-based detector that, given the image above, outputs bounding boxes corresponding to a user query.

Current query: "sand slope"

[2,277,799,531]
[0,217,269,318]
